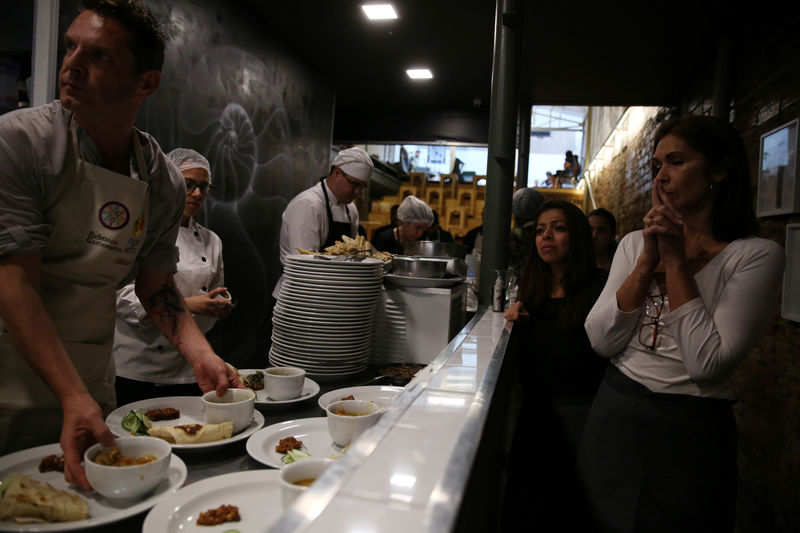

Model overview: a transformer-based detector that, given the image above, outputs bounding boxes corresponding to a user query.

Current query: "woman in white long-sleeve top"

[114,148,233,406]
[579,115,784,532]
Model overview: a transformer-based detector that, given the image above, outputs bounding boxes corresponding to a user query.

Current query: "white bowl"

[265,367,306,401]
[84,436,171,500]
[279,458,334,509]
[326,400,383,447]
[202,388,255,434]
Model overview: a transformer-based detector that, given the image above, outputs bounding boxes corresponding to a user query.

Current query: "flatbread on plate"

[0,474,88,523]
[147,421,233,444]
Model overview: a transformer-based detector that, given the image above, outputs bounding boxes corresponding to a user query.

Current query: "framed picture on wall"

[782,223,800,322]
[757,118,799,217]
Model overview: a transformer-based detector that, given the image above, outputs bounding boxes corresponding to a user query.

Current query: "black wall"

[58,0,336,368]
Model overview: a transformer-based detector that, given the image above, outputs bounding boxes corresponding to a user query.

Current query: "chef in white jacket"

[114,148,233,405]
[272,147,373,297]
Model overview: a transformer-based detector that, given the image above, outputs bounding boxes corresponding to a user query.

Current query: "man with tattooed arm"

[0,0,241,489]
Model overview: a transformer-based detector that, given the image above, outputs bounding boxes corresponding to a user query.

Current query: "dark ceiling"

[245,1,755,142]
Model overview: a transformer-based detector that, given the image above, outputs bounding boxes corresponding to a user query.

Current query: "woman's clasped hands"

[642,177,686,267]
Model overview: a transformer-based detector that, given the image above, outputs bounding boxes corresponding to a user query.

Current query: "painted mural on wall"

[58,0,335,368]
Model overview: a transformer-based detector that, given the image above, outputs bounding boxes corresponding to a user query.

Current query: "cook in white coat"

[0,2,240,489]
[114,148,233,405]
[272,147,373,297]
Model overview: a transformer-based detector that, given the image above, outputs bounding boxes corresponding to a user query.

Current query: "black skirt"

[577,365,737,533]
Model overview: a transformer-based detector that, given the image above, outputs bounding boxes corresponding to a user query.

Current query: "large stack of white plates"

[270,254,384,380]
[370,288,408,366]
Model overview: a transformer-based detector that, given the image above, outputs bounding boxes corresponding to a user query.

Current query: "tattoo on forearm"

[148,282,185,341]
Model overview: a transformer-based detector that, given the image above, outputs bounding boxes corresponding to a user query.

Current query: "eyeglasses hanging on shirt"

[184,179,215,194]
[638,293,665,350]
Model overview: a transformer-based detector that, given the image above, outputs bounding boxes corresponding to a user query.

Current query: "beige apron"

[0,120,150,452]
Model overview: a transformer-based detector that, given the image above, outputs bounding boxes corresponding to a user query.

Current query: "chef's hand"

[185,288,233,318]
[504,301,529,321]
[60,392,115,490]
[192,352,244,396]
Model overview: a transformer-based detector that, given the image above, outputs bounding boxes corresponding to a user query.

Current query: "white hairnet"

[332,147,374,181]
[167,148,212,184]
[397,195,434,225]
[512,187,545,225]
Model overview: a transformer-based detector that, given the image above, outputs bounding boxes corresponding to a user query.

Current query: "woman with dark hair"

[580,115,784,532]
[502,200,607,530]
[587,207,617,270]
[507,200,608,442]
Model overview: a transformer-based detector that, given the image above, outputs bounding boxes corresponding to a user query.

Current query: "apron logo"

[98,201,130,230]
[132,215,145,237]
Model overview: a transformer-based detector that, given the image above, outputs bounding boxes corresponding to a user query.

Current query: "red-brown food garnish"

[38,454,65,473]
[196,504,240,526]
[340,395,355,401]
[275,436,303,454]
[145,407,180,421]
[177,424,203,436]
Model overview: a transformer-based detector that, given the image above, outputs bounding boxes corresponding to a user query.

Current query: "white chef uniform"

[114,218,224,383]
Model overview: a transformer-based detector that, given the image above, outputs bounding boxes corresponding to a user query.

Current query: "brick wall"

[585,8,800,529]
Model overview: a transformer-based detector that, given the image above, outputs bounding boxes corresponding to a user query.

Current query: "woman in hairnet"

[113,148,233,405]
[371,195,434,255]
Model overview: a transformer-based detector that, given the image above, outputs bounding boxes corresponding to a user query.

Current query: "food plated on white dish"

[105,396,264,450]
[317,385,404,410]
[237,370,320,406]
[83,437,172,501]
[246,418,346,469]
[0,442,186,531]
[142,470,282,533]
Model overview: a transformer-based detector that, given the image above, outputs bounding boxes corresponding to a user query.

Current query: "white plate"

[272,315,369,332]
[271,331,373,349]
[278,295,379,310]
[284,272,382,285]
[245,418,343,468]
[283,280,381,293]
[273,303,374,319]
[284,254,383,270]
[317,385,405,410]
[106,397,265,450]
[0,443,187,532]
[142,470,282,533]
[384,273,465,288]
[237,370,320,406]
[283,267,381,280]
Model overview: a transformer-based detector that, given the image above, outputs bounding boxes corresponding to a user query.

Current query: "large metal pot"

[402,240,467,260]
[391,256,449,278]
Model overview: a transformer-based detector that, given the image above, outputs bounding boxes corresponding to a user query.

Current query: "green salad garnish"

[281,448,312,465]
[121,409,152,436]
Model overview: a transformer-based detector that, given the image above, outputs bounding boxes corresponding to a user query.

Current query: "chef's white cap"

[167,148,212,185]
[397,195,434,225]
[332,147,374,182]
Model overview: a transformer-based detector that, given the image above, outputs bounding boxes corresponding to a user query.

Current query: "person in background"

[587,207,617,270]
[371,195,433,255]
[272,147,373,297]
[462,206,484,254]
[0,0,239,489]
[571,154,582,179]
[372,204,399,238]
[581,115,785,532]
[508,187,546,274]
[424,210,454,243]
[114,148,233,406]
[502,200,607,531]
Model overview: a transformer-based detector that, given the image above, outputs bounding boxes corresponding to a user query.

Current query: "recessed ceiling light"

[361,4,398,20]
[406,68,433,80]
